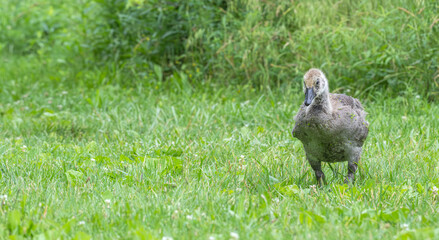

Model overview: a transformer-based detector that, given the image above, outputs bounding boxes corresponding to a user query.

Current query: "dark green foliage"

[84,0,439,98]
[0,1,86,56]
[0,0,438,98]
[90,0,225,68]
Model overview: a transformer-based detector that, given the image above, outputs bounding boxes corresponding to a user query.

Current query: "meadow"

[1,0,439,239]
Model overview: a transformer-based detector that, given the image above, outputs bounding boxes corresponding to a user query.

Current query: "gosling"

[292,68,369,185]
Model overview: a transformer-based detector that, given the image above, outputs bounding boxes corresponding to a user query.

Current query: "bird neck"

[311,90,332,113]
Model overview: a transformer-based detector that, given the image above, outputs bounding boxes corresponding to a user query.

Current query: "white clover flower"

[401,116,407,120]
[0,195,7,204]
[401,223,409,230]
[105,199,111,208]
[186,215,193,220]
[162,237,173,240]
[78,221,85,225]
[236,188,242,192]
[91,158,95,162]
[62,91,68,95]
[209,237,215,240]
[240,155,244,159]
[432,186,438,195]
[415,95,420,99]
[310,185,317,193]
[21,145,27,152]
[171,210,179,219]
[230,232,239,239]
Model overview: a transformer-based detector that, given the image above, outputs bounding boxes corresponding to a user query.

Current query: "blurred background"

[1,0,438,99]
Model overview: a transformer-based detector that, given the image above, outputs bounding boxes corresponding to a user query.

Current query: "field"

[1,0,439,239]
[1,56,438,239]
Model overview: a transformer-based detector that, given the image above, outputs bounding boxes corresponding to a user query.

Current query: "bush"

[1,0,438,99]
[88,0,438,99]
[0,0,87,56]
[90,0,225,68]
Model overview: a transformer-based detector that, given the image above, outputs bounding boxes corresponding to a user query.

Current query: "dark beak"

[304,87,315,106]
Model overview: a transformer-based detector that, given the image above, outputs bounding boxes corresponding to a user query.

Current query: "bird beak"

[304,87,315,106]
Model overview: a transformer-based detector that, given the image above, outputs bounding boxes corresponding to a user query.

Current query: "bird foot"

[317,176,327,187]
[344,174,355,185]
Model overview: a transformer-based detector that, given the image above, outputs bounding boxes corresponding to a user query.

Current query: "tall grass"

[1,0,438,98]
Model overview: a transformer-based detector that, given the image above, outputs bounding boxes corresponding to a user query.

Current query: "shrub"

[1,0,438,99]
[90,0,225,68]
[89,0,438,99]
[0,0,86,56]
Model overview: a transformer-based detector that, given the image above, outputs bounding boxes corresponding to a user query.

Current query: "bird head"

[303,68,328,106]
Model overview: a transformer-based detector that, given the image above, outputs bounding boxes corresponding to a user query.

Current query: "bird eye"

[316,80,320,85]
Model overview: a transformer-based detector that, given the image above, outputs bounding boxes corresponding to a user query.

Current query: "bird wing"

[330,94,369,144]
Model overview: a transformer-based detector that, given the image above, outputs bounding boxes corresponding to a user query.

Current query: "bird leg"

[310,161,326,187]
[345,161,358,184]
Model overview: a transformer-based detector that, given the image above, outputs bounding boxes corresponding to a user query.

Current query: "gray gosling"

[292,68,369,185]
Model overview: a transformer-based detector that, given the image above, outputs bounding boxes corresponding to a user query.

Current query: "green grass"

[1,56,439,239]
[1,0,438,238]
